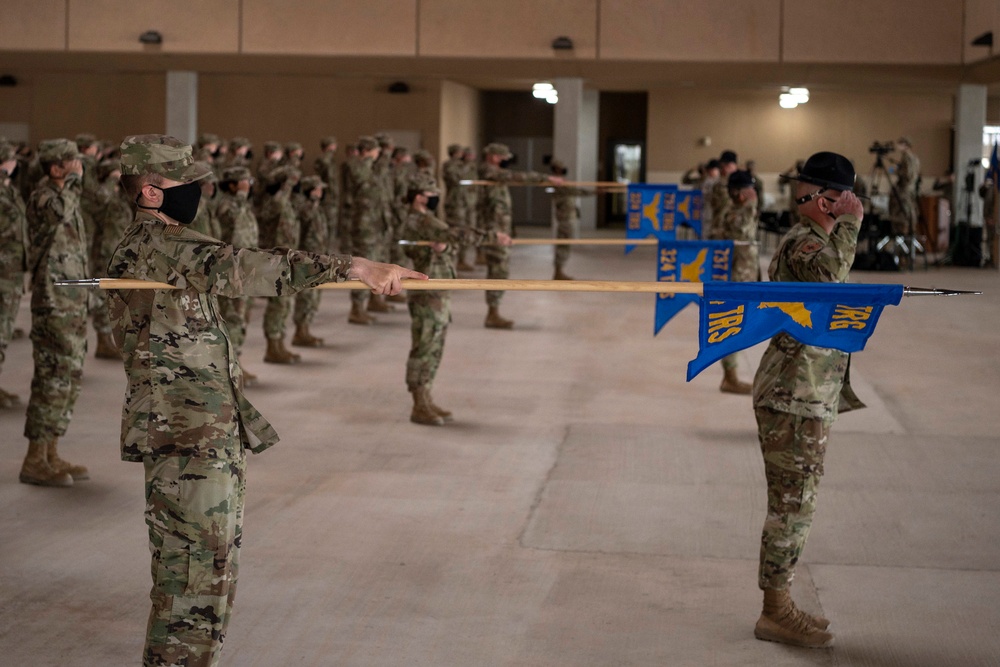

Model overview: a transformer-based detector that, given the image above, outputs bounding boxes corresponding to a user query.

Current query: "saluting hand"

[349,257,428,295]
[831,191,864,221]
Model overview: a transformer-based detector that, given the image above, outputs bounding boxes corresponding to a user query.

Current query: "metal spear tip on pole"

[54,279,101,287]
[903,286,983,296]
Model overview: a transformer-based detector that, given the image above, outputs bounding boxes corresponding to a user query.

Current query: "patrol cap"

[320,136,337,149]
[229,136,251,148]
[718,150,738,164]
[285,141,303,153]
[119,134,211,183]
[550,158,567,174]
[727,170,755,190]
[447,143,462,156]
[75,133,98,150]
[795,151,855,192]
[300,175,325,191]
[483,142,512,158]
[375,132,393,148]
[392,146,410,158]
[413,149,434,164]
[96,158,121,181]
[197,133,221,147]
[196,161,217,183]
[221,166,252,182]
[267,165,301,186]
[38,138,81,163]
[0,142,16,162]
[410,172,439,194]
[357,135,379,152]
[263,141,282,154]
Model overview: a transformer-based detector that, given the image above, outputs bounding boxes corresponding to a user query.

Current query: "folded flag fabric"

[655,240,733,334]
[686,282,905,380]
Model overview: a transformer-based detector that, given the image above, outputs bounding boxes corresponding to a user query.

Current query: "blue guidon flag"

[686,282,905,381]
[655,240,733,334]
[675,188,704,238]
[626,183,677,253]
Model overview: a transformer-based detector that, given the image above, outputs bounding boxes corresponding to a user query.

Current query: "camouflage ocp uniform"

[348,142,386,310]
[0,146,27,400]
[215,170,259,355]
[293,177,329,331]
[109,132,356,667]
[314,137,340,253]
[402,208,492,390]
[24,140,90,443]
[752,211,863,591]
[257,167,302,342]
[709,196,760,372]
[478,146,548,307]
[550,185,593,274]
[90,171,133,337]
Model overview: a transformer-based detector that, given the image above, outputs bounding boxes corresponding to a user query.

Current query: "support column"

[554,78,599,231]
[166,71,198,145]
[953,83,987,226]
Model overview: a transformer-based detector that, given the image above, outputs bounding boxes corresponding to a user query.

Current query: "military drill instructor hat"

[483,142,512,158]
[793,151,856,192]
[727,169,755,190]
[38,138,81,163]
[119,135,212,183]
[357,136,379,152]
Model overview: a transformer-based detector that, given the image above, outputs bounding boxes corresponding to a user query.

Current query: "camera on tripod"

[869,141,895,156]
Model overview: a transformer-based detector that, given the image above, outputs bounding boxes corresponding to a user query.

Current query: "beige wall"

[1,0,990,66]
[647,88,953,179]
[438,80,481,160]
[600,0,780,61]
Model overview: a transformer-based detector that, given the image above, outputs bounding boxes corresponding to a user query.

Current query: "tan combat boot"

[367,295,394,313]
[94,331,121,359]
[264,337,297,364]
[240,366,258,388]
[410,387,445,426]
[426,388,454,423]
[292,323,324,347]
[720,367,752,394]
[484,307,514,329]
[279,338,301,363]
[553,267,573,281]
[348,302,375,325]
[754,588,834,648]
[0,387,21,409]
[19,440,73,487]
[47,437,89,481]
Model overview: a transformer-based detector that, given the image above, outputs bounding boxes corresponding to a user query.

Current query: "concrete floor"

[1,230,999,666]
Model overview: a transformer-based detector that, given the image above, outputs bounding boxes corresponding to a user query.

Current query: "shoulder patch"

[799,240,824,254]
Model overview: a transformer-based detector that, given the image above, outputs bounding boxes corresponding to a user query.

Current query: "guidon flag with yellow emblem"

[655,240,733,334]
[686,282,905,380]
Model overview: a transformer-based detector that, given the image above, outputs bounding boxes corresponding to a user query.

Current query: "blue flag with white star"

[686,282,905,381]
[655,240,733,334]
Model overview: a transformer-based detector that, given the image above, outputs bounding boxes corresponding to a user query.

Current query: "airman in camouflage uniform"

[708,150,739,235]
[0,142,27,408]
[254,141,284,213]
[548,158,594,281]
[291,175,329,347]
[442,144,473,271]
[708,170,760,394]
[108,134,425,667]
[462,147,484,266]
[76,134,103,251]
[751,151,864,649]
[402,176,511,425]
[21,139,90,487]
[389,146,414,270]
[314,136,341,253]
[223,136,252,170]
[188,163,221,240]
[282,141,304,169]
[258,165,303,363]
[478,142,559,328]
[347,136,386,324]
[339,143,359,252]
[194,132,222,170]
[215,166,259,383]
[890,136,920,236]
[368,133,397,312]
[90,159,133,360]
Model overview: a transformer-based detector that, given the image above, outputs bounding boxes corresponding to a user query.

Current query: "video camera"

[869,141,895,155]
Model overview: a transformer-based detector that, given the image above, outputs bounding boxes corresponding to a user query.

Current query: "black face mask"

[244,150,254,161]
[137,181,202,224]
[426,195,440,212]
[500,158,513,169]
[3,165,18,181]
